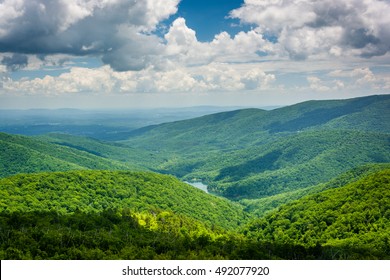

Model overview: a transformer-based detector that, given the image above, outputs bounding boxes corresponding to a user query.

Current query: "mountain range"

[0,94,389,259]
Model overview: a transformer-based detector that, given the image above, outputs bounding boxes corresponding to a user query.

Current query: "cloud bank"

[230,0,390,60]
[2,63,275,94]
[0,0,180,71]
[0,0,389,101]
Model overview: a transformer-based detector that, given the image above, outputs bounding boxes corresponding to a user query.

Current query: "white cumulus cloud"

[0,0,180,71]
[2,63,276,95]
[231,0,390,59]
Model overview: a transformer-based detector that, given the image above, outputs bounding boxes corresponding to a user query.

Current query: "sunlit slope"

[38,133,163,169]
[124,95,390,151]
[0,170,247,230]
[0,133,137,178]
[240,163,390,217]
[244,168,390,259]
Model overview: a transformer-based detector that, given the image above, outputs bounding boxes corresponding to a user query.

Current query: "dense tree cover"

[26,98,389,201]
[1,95,390,259]
[0,133,140,178]
[0,208,296,260]
[119,95,390,199]
[0,139,81,177]
[148,129,389,199]
[2,95,388,200]
[244,169,390,259]
[207,130,390,199]
[0,170,247,230]
[4,127,388,201]
[37,133,162,169]
[1,168,389,260]
[124,95,390,152]
[264,94,390,133]
[240,163,390,217]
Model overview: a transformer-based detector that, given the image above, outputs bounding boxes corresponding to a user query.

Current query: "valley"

[0,94,389,259]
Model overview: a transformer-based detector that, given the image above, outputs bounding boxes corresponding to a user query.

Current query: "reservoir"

[185,181,209,193]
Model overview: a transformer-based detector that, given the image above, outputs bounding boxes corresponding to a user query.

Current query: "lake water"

[185,181,209,193]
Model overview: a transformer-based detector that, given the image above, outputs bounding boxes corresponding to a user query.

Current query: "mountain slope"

[0,170,247,230]
[240,163,390,217]
[206,130,390,199]
[1,95,389,200]
[263,94,390,133]
[0,208,253,260]
[119,95,390,199]
[124,95,390,150]
[37,133,164,169]
[244,168,390,259]
[125,108,270,152]
[0,133,139,178]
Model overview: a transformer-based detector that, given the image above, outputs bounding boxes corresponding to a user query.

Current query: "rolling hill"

[36,133,165,169]
[1,167,389,259]
[240,163,390,217]
[0,170,247,230]
[0,107,244,141]
[2,95,388,200]
[205,130,390,199]
[124,94,390,150]
[244,168,390,259]
[32,127,390,200]
[0,94,389,259]
[0,132,142,178]
[0,170,254,259]
[120,94,390,199]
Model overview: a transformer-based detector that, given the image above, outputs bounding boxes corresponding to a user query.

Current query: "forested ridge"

[1,168,389,259]
[240,163,390,217]
[0,170,246,230]
[0,95,389,259]
[0,133,141,178]
[244,168,390,259]
[121,95,390,199]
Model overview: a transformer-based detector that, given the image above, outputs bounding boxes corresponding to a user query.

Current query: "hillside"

[2,95,388,200]
[0,208,254,260]
[1,168,389,260]
[0,170,247,230]
[240,163,390,217]
[205,130,390,199]
[0,133,144,178]
[124,95,390,150]
[37,133,165,169]
[120,95,390,199]
[0,170,260,259]
[0,107,242,141]
[244,168,390,259]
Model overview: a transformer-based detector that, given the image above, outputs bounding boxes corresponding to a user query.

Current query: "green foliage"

[243,169,390,259]
[240,163,390,217]
[125,95,390,152]
[0,170,247,230]
[0,133,141,178]
[1,167,390,259]
[209,130,390,199]
[37,133,163,169]
[1,95,390,260]
[120,95,390,199]
[264,94,389,133]
[0,208,272,260]
[2,95,389,200]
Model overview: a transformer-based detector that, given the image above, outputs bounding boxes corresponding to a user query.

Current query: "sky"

[0,0,389,109]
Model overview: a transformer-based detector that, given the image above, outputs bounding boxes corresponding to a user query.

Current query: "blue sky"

[175,0,246,41]
[0,0,389,109]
